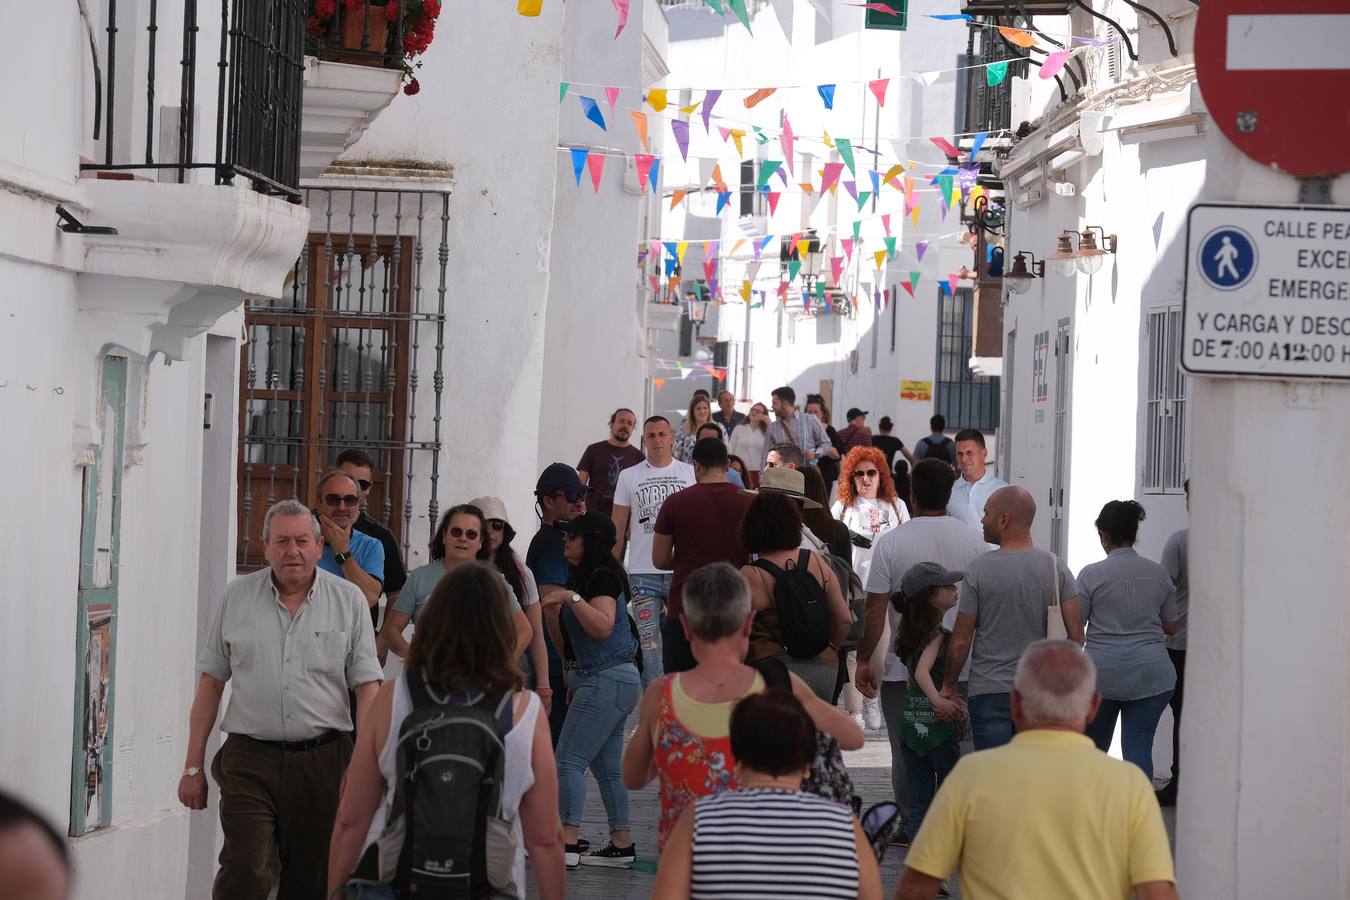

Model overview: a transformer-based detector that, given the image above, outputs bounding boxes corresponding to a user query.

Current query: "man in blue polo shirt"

[314,469,385,612]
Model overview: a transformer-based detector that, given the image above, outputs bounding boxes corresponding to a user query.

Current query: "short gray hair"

[1013,640,1097,723]
[682,563,751,641]
[263,499,321,543]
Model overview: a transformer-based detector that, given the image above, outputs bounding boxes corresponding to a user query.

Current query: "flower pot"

[340,3,389,54]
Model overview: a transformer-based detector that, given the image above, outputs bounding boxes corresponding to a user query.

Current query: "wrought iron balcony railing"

[82,0,305,200]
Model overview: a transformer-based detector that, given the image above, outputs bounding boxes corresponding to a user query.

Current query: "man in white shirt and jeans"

[947,429,1008,536]
[855,460,988,838]
[612,415,695,687]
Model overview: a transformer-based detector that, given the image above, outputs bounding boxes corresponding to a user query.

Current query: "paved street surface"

[528,719,1179,899]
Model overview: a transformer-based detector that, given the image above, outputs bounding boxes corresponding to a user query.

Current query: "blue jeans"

[628,573,669,690]
[556,663,641,832]
[1086,689,1174,781]
[969,692,1014,751]
[542,629,569,747]
[900,736,961,833]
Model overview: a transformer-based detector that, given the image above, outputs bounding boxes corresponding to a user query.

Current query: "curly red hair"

[836,446,898,510]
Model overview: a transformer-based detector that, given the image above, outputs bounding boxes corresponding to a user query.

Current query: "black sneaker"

[580,842,636,868]
[564,843,584,869]
[891,828,911,847]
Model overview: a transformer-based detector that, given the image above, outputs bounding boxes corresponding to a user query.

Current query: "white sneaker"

[851,712,866,731]
[863,698,884,731]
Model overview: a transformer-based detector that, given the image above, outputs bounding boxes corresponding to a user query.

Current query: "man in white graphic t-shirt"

[612,415,696,687]
[855,459,988,840]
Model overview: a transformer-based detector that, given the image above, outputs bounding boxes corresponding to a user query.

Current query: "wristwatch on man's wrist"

[183,766,203,778]
[333,551,352,566]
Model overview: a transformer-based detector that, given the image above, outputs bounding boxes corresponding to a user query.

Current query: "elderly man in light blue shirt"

[948,429,1008,534]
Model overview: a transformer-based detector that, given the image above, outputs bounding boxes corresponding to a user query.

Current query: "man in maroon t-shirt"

[576,407,644,519]
[652,436,754,673]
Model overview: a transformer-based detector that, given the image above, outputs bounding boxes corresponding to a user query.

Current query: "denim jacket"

[563,569,637,676]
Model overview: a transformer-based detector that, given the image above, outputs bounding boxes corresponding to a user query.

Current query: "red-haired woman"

[832,446,910,731]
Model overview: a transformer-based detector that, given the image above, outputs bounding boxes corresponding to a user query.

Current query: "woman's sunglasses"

[447,526,480,541]
[852,469,880,480]
[487,519,507,532]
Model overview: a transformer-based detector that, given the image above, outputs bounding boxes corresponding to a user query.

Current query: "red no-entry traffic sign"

[1195,0,1350,177]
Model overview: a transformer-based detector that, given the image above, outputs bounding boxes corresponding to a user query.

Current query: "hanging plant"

[306,0,442,85]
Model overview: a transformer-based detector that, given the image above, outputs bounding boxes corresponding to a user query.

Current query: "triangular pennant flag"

[882,163,906,188]
[612,0,631,37]
[752,125,770,144]
[703,259,717,282]
[704,0,724,12]
[909,271,921,290]
[969,130,989,162]
[663,241,678,258]
[570,148,588,186]
[766,191,781,214]
[701,89,722,132]
[911,204,921,227]
[930,136,960,158]
[710,163,728,191]
[671,119,690,161]
[586,153,606,191]
[715,191,733,214]
[884,236,897,259]
[756,160,782,188]
[630,110,650,152]
[987,61,1010,86]
[664,255,678,277]
[852,220,861,241]
[559,82,571,104]
[780,116,796,174]
[731,238,746,256]
[882,213,892,236]
[843,180,858,202]
[820,162,845,195]
[900,274,916,298]
[718,126,732,142]
[649,157,661,191]
[757,234,775,257]
[788,259,802,281]
[604,86,621,114]
[647,88,668,112]
[998,25,1036,47]
[823,129,835,149]
[800,181,815,194]
[635,153,655,191]
[836,138,856,175]
[874,250,887,270]
[579,96,607,130]
[817,84,836,109]
[648,275,659,293]
[740,280,753,302]
[676,242,690,264]
[841,237,855,261]
[948,274,960,296]
[678,364,691,379]
[868,78,890,106]
[699,158,716,189]
[796,239,811,260]
[654,377,666,390]
[830,256,844,285]
[747,259,762,280]
[726,0,753,31]
[856,191,871,212]
[1040,49,1070,80]
[744,88,777,108]
[816,279,827,305]
[680,100,702,115]
[916,241,929,262]
[730,129,747,157]
[869,169,881,196]
[777,282,790,301]
[670,189,688,210]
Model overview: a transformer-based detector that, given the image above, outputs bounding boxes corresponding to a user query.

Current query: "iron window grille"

[238,187,450,569]
[81,0,305,200]
[1143,306,1188,494]
[934,286,1001,432]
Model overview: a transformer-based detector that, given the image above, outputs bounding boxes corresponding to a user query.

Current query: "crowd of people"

[0,394,1195,900]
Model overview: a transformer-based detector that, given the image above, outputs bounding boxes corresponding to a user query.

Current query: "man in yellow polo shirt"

[895,640,1178,900]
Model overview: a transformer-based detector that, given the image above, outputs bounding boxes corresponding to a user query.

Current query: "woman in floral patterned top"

[673,395,725,463]
[621,563,864,849]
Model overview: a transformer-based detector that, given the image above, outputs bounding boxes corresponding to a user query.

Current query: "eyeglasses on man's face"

[447,526,480,541]
[548,490,586,504]
[322,493,360,507]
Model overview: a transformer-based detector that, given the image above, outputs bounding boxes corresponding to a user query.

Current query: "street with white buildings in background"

[3,0,1349,898]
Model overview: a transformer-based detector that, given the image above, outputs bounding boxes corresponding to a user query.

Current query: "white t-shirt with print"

[831,497,910,590]
[613,458,696,574]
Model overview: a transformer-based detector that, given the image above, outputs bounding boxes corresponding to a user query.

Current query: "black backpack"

[356,671,517,898]
[921,436,955,465]
[751,549,832,660]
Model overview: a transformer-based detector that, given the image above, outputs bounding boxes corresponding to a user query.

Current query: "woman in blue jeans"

[540,511,641,869]
[1078,500,1179,779]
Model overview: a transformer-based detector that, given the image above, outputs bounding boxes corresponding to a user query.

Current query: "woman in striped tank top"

[622,564,864,851]
[652,689,882,899]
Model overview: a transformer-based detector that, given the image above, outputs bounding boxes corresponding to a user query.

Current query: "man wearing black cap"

[872,416,916,474]
[527,462,589,744]
[837,407,875,453]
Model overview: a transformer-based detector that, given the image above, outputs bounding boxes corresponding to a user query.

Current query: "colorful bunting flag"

[654,377,666,390]
[911,204,921,227]
[740,280,753,302]
[930,136,960,159]
[823,129,835,150]
[841,237,855,261]
[604,86,621,115]
[670,189,688,210]
[998,25,1035,47]
[882,213,892,236]
[817,84,836,109]
[726,0,752,32]
[744,88,776,108]
[869,169,881,196]
[874,250,887,270]
[820,161,845,194]
[868,78,889,106]
[730,129,747,156]
[836,138,856,175]
[671,119,690,161]
[753,125,770,144]
[631,110,650,151]
[716,191,733,214]
[780,116,796,173]
[856,191,871,212]
[586,153,605,191]
[701,89,722,132]
[757,161,782,188]
[986,61,1009,87]
[843,180,858,202]
[852,221,861,241]
[710,163,728,191]
[676,242,690,264]
[680,100,702,115]
[830,256,844,285]
[570,148,588,186]
[635,154,659,191]
[884,236,897,259]
[647,88,668,112]
[788,260,802,281]
[882,163,905,188]
[579,96,607,130]
[929,13,972,20]
[900,272,917,297]
[1040,49,1070,79]
[559,82,570,103]
[969,130,989,162]
[916,241,929,261]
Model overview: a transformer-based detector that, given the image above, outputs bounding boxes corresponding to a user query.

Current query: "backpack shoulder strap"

[795,548,813,573]
[404,667,433,709]
[751,555,787,578]
[752,656,792,691]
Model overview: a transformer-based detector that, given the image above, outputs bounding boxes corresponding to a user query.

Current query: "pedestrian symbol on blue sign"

[1197,226,1257,291]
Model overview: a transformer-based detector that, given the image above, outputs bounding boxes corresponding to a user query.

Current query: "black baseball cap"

[554,512,617,549]
[846,407,869,420]
[535,462,587,497]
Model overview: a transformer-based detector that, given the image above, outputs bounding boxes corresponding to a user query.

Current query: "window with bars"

[934,287,1000,432]
[238,188,450,569]
[1142,305,1188,493]
[739,160,766,218]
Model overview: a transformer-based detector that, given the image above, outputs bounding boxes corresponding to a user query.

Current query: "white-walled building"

[648,0,999,447]
[992,1,1350,895]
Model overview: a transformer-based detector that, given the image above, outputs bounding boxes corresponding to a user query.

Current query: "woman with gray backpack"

[326,562,565,900]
